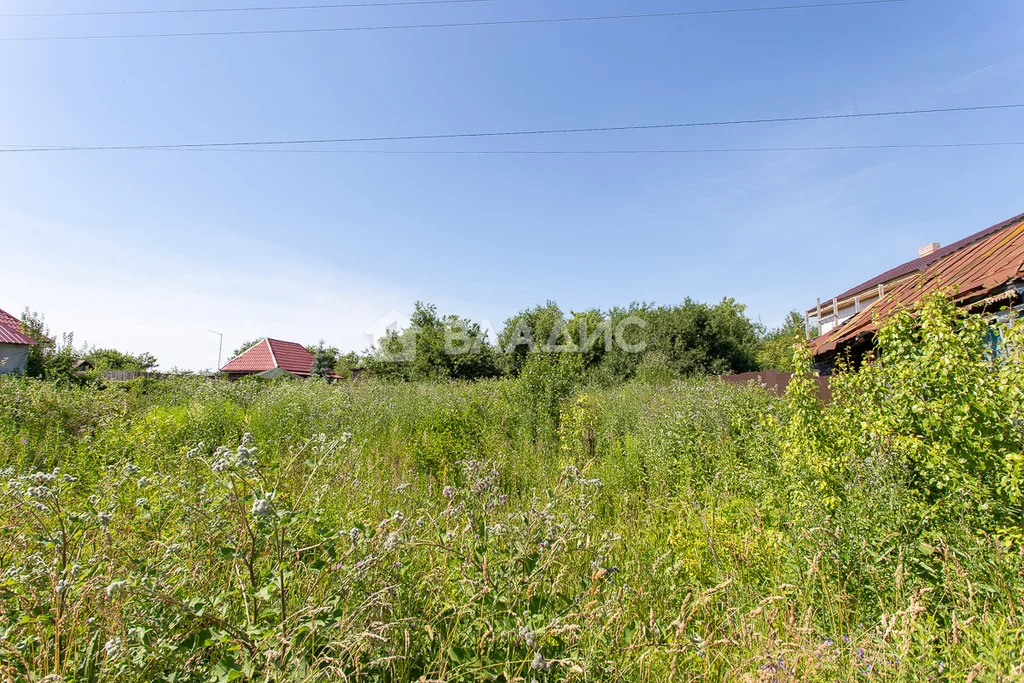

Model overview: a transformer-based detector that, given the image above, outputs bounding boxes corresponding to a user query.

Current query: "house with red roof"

[807,211,1024,367]
[0,307,38,375]
[220,338,320,380]
[806,212,1024,338]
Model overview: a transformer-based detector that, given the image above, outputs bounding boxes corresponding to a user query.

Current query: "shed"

[0,307,38,375]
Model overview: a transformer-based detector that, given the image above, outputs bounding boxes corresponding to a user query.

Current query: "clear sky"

[1,0,1022,370]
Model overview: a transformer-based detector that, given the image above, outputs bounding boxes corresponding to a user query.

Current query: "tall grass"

[0,296,1021,681]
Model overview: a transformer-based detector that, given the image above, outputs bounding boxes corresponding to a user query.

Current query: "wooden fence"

[103,371,168,381]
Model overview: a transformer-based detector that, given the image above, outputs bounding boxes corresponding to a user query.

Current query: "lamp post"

[209,330,223,373]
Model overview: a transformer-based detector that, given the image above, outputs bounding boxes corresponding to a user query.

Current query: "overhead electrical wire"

[0,0,909,42]
[165,141,1024,154]
[0,102,1018,153]
[0,0,499,19]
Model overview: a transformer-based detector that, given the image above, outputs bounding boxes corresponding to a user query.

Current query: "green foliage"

[757,310,806,371]
[497,301,566,376]
[19,308,81,383]
[367,302,500,382]
[782,291,1024,538]
[308,339,337,379]
[83,346,159,372]
[2,295,1022,681]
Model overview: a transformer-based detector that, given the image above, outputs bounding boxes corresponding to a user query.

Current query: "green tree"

[19,309,79,383]
[497,302,565,376]
[367,302,500,382]
[309,340,338,379]
[83,347,159,372]
[757,311,807,372]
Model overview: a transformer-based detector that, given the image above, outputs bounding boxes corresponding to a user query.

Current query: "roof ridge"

[810,211,1024,310]
[265,338,279,369]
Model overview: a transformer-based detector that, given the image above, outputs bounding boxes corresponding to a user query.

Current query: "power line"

[0,0,498,19]
[1,102,1018,153]
[165,141,1024,153]
[0,0,909,41]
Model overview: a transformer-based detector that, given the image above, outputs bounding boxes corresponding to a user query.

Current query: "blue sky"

[1,0,1023,370]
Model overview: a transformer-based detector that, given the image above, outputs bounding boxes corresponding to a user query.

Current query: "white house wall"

[0,344,29,375]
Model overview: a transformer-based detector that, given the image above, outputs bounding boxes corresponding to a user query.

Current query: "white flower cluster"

[8,469,68,504]
[104,637,122,658]
[251,495,273,518]
[518,625,537,647]
[209,436,260,473]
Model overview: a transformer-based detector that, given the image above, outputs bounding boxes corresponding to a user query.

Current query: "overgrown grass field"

[1,296,1022,681]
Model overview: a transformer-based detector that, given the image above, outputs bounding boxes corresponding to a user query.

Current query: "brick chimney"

[918,242,941,258]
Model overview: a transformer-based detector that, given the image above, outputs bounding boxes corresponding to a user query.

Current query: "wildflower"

[20,436,27,446]
[823,637,834,647]
[531,652,552,671]
[396,482,412,493]
[252,498,272,518]
[383,531,400,552]
[938,661,945,674]
[346,528,362,542]
[56,579,71,594]
[236,445,258,467]
[25,486,52,499]
[442,486,455,499]
[124,464,141,476]
[104,637,122,658]
[857,648,864,660]
[135,498,148,507]
[136,476,151,489]
[211,459,230,473]
[241,432,254,446]
[105,580,126,597]
[518,626,537,647]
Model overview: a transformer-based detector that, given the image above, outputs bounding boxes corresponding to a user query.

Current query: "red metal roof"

[811,214,1024,357]
[0,307,37,346]
[809,211,1024,310]
[220,338,315,376]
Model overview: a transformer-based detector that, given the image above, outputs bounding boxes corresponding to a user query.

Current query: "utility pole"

[209,330,223,373]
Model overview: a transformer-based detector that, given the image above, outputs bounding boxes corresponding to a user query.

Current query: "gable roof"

[220,338,315,376]
[810,211,1024,310]
[811,213,1024,357]
[0,308,38,346]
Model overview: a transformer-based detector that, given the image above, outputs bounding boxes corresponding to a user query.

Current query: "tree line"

[361,299,806,384]
[15,299,807,384]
